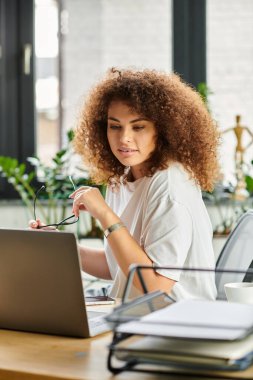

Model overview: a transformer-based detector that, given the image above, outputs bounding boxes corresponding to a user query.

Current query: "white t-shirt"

[104,163,217,301]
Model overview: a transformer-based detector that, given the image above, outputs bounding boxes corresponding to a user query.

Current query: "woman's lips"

[118,148,138,157]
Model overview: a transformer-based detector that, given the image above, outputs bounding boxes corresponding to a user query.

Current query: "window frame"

[0,0,35,198]
[172,0,206,88]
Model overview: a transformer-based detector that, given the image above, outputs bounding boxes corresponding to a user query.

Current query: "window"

[35,0,61,165]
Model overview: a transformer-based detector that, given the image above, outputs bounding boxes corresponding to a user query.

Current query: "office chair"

[215,209,253,300]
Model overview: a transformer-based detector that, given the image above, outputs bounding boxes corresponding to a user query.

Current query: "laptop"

[0,228,113,338]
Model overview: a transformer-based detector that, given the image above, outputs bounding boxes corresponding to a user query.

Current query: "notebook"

[116,299,253,341]
[114,333,253,371]
[0,228,113,338]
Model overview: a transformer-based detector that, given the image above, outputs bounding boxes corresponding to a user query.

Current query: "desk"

[0,329,253,380]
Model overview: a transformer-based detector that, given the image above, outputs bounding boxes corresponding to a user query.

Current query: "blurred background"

[0,0,253,254]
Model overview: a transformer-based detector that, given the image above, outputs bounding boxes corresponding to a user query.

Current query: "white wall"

[207,0,253,183]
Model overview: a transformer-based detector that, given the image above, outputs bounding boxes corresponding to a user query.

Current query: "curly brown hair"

[74,68,220,191]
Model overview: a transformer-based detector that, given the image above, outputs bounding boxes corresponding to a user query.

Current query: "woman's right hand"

[28,219,57,231]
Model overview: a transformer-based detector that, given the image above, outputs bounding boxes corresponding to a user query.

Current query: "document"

[116,299,253,341]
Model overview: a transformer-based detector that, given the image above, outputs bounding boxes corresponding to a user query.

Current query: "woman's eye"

[133,125,144,131]
[109,125,121,130]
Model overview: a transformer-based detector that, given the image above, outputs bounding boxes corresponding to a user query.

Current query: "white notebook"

[114,333,253,371]
[116,299,253,341]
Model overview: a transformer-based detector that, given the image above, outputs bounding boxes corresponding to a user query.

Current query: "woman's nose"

[120,129,132,143]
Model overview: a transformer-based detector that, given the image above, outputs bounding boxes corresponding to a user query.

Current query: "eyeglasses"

[33,176,79,229]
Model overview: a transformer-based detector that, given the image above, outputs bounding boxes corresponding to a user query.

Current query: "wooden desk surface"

[0,329,253,380]
[0,329,164,380]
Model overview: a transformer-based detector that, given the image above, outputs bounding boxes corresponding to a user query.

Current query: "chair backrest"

[215,209,253,300]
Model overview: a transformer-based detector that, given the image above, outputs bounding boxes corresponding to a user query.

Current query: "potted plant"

[0,130,104,238]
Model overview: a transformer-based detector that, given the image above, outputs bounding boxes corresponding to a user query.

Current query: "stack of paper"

[113,299,253,371]
[114,333,253,371]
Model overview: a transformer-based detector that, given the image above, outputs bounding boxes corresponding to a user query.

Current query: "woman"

[31,68,220,301]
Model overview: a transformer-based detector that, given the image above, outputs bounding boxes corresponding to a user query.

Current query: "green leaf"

[56,149,67,159]
[19,163,26,175]
[245,175,253,194]
[28,172,35,182]
[8,177,17,184]
[67,129,75,142]
[27,156,41,167]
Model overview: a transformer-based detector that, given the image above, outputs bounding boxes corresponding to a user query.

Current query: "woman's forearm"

[78,245,112,280]
[98,212,175,294]
[106,228,175,293]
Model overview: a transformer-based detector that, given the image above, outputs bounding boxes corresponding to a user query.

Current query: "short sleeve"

[140,196,193,281]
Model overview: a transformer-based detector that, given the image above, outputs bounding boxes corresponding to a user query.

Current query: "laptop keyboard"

[87,311,108,328]
[87,311,106,319]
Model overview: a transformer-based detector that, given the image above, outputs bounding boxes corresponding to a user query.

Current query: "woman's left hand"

[69,186,111,222]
